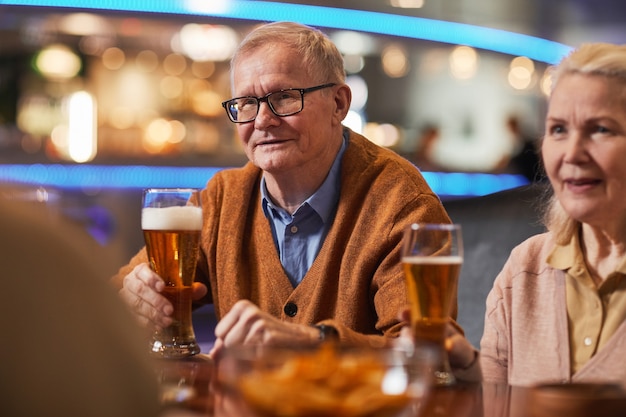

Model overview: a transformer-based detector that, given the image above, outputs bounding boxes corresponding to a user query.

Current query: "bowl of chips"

[215,343,437,417]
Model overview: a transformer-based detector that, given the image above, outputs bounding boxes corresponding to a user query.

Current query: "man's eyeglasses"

[221,83,336,123]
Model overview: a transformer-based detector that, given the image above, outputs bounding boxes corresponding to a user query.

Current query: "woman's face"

[543,73,626,229]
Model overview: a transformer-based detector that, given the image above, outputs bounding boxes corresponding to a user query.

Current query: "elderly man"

[113,21,451,357]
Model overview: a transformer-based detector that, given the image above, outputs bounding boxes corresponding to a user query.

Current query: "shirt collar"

[547,227,626,276]
[546,227,582,271]
[261,132,347,223]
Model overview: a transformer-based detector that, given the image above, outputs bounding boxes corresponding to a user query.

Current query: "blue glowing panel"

[0,164,528,197]
[0,0,572,64]
[0,164,222,190]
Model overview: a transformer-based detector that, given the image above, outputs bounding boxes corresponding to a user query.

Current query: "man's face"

[231,44,342,178]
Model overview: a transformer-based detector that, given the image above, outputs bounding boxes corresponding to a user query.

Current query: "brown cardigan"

[113,129,451,347]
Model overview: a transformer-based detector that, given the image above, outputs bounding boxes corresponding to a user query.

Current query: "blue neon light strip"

[0,0,573,64]
[0,164,528,197]
[0,164,221,190]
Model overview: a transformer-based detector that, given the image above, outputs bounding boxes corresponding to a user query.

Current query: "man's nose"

[254,101,280,126]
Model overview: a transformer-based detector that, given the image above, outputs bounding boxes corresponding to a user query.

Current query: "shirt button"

[284,302,298,317]
[583,337,593,346]
[290,225,298,234]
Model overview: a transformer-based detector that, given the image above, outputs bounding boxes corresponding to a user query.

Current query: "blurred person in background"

[112,21,451,357]
[0,191,162,417]
[412,123,443,172]
[503,114,543,183]
[447,42,626,386]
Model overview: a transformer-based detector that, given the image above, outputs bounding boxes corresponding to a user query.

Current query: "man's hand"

[209,299,318,358]
[118,263,208,330]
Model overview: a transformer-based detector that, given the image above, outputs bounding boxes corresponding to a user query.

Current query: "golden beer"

[402,223,463,386]
[142,203,202,358]
[403,256,461,344]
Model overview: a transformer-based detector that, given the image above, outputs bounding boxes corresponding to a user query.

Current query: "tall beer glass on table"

[402,223,463,386]
[142,188,202,358]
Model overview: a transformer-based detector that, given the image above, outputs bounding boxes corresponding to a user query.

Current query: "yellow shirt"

[546,231,626,373]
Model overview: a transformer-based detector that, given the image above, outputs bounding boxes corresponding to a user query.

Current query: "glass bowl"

[215,343,437,417]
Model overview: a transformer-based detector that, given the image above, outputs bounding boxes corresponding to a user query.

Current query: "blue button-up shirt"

[261,135,347,287]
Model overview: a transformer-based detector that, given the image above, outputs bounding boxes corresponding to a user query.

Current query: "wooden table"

[153,355,625,417]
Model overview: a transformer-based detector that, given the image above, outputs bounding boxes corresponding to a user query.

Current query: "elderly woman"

[476,43,626,386]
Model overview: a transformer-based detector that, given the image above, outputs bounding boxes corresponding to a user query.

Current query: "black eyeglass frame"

[221,82,337,123]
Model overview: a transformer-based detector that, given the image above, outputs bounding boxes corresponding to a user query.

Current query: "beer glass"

[142,188,202,358]
[402,223,463,386]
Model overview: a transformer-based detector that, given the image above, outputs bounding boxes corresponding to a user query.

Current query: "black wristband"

[314,324,339,342]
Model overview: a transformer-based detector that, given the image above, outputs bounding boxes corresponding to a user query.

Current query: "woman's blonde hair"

[544,43,626,243]
[230,21,346,87]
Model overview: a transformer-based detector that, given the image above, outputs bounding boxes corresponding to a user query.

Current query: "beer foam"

[402,256,463,265]
[142,206,202,230]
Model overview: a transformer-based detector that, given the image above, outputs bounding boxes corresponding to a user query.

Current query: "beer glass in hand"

[402,223,463,386]
[142,188,202,358]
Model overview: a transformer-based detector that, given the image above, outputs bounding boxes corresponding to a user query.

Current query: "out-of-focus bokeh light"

[136,50,159,72]
[541,70,553,97]
[58,13,113,36]
[343,54,365,74]
[191,60,216,78]
[363,122,400,147]
[508,56,535,90]
[142,118,187,152]
[511,56,535,73]
[172,24,239,61]
[390,0,425,7]
[381,43,410,78]
[116,68,154,112]
[17,96,57,136]
[449,45,478,80]
[346,75,368,112]
[79,35,114,56]
[332,31,377,56]
[35,44,82,80]
[102,47,126,70]
[159,76,184,99]
[168,120,186,144]
[188,78,212,93]
[508,67,532,90]
[190,88,223,117]
[344,110,364,134]
[109,106,135,129]
[50,91,97,163]
[143,118,172,152]
[163,53,187,76]
[51,125,69,150]
[67,91,97,163]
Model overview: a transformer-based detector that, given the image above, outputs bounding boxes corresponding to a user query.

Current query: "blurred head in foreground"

[0,191,161,417]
